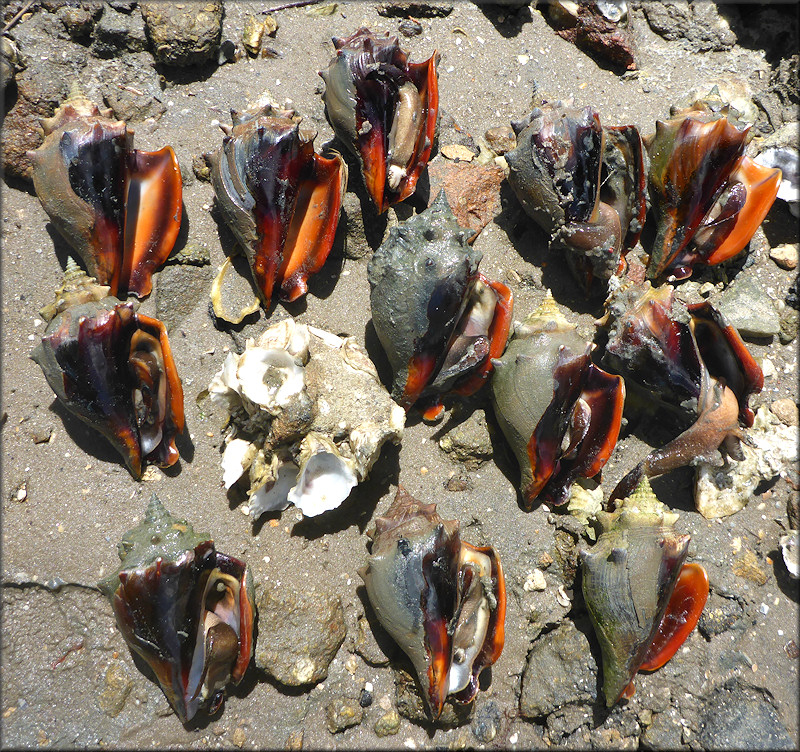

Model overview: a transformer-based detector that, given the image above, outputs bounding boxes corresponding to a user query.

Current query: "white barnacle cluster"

[209,319,405,519]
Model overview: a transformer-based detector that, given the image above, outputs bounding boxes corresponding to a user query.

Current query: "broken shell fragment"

[506,101,647,292]
[645,93,781,281]
[209,319,404,519]
[490,291,624,508]
[580,477,708,706]
[320,27,439,213]
[368,190,513,419]
[359,487,505,719]
[28,92,182,298]
[98,494,255,723]
[207,101,346,306]
[32,262,184,479]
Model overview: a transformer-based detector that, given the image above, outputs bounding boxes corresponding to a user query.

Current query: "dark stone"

[140,1,222,67]
[519,621,598,718]
[376,2,453,18]
[699,686,795,750]
[640,707,686,750]
[698,593,745,637]
[254,582,347,686]
[92,5,148,57]
[642,1,736,52]
[399,18,423,37]
[359,689,373,708]
[325,697,363,733]
[56,4,100,41]
[155,265,213,333]
[471,700,502,743]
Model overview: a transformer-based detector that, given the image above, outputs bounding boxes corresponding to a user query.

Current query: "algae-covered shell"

[98,494,255,723]
[368,190,512,419]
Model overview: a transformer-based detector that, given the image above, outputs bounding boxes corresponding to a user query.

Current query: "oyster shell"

[645,92,781,280]
[320,27,439,212]
[490,291,624,508]
[580,477,708,706]
[207,101,347,306]
[359,487,505,719]
[506,100,647,292]
[368,190,512,420]
[209,319,404,519]
[98,494,255,723]
[28,91,182,298]
[32,262,184,479]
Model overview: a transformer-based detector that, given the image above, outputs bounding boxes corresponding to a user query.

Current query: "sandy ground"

[1,1,798,749]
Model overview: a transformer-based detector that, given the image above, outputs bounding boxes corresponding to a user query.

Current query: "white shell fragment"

[694,406,799,519]
[780,531,799,579]
[209,319,405,519]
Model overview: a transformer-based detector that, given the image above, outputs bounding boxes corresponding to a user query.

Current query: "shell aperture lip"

[639,561,709,672]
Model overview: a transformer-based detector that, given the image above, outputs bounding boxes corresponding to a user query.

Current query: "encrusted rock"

[325,697,364,733]
[484,125,517,155]
[98,52,167,123]
[140,0,223,67]
[732,549,767,585]
[698,686,795,750]
[155,264,213,332]
[642,0,736,52]
[771,398,799,427]
[471,700,502,743]
[374,709,401,737]
[56,4,100,41]
[697,593,745,637]
[519,620,598,718]
[254,583,346,686]
[394,667,474,727]
[91,4,147,57]
[438,408,494,470]
[426,160,505,237]
[98,659,133,717]
[354,615,392,666]
[695,405,798,518]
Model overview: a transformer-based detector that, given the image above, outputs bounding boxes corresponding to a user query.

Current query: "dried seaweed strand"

[2,0,37,33]
[264,0,324,12]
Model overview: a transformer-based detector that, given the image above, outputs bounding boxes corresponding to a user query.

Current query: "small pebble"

[770,398,799,427]
[769,243,799,271]
[523,568,547,591]
[359,689,373,707]
[761,358,776,378]
[399,18,423,36]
